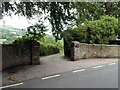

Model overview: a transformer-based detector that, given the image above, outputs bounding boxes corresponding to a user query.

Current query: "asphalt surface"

[2,53,118,86]
[5,62,118,88]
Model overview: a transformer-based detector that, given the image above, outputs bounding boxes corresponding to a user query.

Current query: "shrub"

[64,15,118,44]
[40,35,63,52]
[85,15,118,44]
[13,35,37,44]
[40,44,60,56]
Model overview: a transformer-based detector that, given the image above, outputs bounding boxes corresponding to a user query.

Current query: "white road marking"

[0,83,23,89]
[109,63,116,65]
[93,65,103,69]
[73,69,85,73]
[42,74,60,80]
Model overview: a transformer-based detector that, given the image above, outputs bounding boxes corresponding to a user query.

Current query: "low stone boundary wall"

[1,40,40,71]
[71,41,120,61]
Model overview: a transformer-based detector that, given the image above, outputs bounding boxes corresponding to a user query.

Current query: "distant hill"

[0,25,26,44]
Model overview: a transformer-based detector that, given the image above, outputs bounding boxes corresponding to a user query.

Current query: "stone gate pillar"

[31,40,40,65]
[71,41,80,61]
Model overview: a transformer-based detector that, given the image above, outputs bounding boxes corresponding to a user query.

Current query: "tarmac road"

[8,62,118,88]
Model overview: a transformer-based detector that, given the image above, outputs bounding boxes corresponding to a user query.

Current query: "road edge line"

[42,74,60,80]
[93,65,103,69]
[0,82,23,89]
[73,69,85,73]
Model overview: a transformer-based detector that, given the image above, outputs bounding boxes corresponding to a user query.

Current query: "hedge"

[40,44,60,56]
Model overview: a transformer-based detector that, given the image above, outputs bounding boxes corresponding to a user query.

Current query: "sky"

[0,14,52,35]
[0,14,31,29]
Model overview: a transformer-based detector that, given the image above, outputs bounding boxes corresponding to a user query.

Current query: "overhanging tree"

[1,2,119,40]
[2,2,73,40]
[72,2,118,26]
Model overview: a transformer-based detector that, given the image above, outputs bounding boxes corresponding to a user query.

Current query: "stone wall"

[1,40,40,71]
[71,41,120,61]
